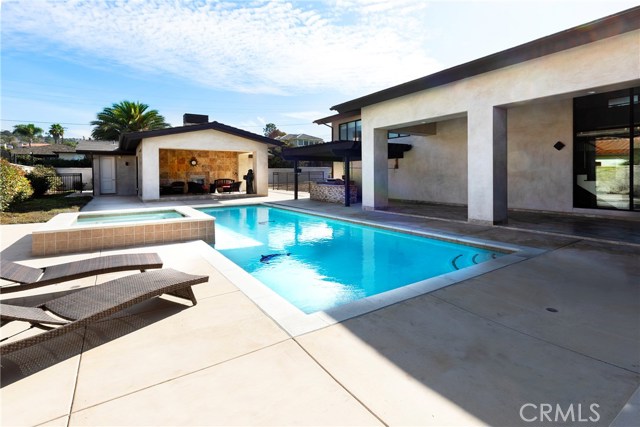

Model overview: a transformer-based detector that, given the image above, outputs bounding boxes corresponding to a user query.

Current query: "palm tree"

[49,123,65,144]
[13,124,44,147]
[90,100,170,140]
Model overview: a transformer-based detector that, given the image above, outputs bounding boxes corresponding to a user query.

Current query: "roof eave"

[119,121,283,151]
[313,110,362,125]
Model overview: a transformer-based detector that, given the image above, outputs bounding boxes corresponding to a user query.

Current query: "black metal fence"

[271,171,326,192]
[52,173,83,193]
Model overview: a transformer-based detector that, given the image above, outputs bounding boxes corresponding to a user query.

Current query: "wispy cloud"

[282,111,327,121]
[1,0,442,96]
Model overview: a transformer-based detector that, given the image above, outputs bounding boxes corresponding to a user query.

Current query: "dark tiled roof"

[75,141,122,154]
[10,144,77,157]
[329,6,640,114]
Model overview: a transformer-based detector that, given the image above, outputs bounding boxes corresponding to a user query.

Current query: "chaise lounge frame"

[0,253,163,294]
[0,268,208,355]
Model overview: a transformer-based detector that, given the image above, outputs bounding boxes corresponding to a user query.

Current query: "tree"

[13,124,44,147]
[49,123,65,144]
[90,100,170,141]
[263,123,286,139]
[262,123,291,168]
[0,159,33,210]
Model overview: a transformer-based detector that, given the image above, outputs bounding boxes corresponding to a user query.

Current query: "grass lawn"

[1,193,93,224]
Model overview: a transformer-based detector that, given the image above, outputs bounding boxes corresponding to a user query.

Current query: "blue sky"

[1,0,638,141]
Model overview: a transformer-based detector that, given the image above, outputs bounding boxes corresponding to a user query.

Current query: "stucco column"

[467,106,508,224]
[254,149,269,196]
[362,127,389,210]
[141,143,160,200]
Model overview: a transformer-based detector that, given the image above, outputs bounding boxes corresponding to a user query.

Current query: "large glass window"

[339,119,361,141]
[573,87,639,211]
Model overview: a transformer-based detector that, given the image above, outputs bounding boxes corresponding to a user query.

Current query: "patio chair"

[0,253,163,294]
[170,181,185,194]
[212,178,235,193]
[187,181,207,194]
[228,181,243,193]
[0,268,208,355]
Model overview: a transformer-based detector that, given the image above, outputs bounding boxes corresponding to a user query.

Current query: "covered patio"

[282,140,412,206]
[78,116,282,201]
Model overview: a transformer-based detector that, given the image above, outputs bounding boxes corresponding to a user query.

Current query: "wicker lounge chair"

[0,253,163,294]
[0,268,208,355]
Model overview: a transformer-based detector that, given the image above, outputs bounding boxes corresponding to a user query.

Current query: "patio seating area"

[1,193,638,426]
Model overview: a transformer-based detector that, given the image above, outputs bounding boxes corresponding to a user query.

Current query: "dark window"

[339,119,361,141]
[573,87,639,211]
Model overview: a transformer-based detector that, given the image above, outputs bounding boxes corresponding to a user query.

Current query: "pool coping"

[197,202,544,337]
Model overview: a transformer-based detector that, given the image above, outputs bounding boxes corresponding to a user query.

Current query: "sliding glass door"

[574,87,639,211]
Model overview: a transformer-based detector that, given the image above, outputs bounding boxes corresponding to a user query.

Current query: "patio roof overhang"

[282,140,412,162]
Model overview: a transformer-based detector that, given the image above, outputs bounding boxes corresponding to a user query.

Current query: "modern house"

[276,133,325,147]
[306,7,639,224]
[77,114,283,200]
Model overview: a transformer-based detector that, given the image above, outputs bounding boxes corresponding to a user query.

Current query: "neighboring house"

[77,115,283,200]
[10,144,84,161]
[276,133,324,147]
[309,7,639,223]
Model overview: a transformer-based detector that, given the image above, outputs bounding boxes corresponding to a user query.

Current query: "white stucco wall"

[388,118,468,204]
[115,156,137,195]
[139,129,271,200]
[507,99,574,212]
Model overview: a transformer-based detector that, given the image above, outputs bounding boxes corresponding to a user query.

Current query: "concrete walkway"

[1,194,638,426]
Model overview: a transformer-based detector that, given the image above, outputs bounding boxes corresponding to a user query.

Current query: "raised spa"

[32,206,214,256]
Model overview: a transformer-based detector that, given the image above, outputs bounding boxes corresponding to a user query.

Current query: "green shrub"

[0,159,33,211]
[26,165,63,197]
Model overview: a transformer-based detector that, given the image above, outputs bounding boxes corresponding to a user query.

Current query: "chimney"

[183,113,209,126]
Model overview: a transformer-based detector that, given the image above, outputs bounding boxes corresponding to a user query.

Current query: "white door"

[100,156,116,194]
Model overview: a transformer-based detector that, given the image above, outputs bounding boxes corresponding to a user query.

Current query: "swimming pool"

[199,205,504,313]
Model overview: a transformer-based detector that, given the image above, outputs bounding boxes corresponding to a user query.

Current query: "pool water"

[199,205,503,314]
[76,210,185,225]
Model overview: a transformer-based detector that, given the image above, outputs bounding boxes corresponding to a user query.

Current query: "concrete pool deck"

[1,193,639,426]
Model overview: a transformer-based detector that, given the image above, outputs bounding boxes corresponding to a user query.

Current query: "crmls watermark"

[519,403,600,423]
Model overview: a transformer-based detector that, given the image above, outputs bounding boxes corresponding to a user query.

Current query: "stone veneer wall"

[32,220,214,256]
[159,149,238,186]
[310,182,358,204]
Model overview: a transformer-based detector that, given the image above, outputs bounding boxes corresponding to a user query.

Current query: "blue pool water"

[199,205,503,314]
[76,210,184,225]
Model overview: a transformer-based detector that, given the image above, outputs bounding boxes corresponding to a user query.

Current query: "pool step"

[451,252,499,270]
